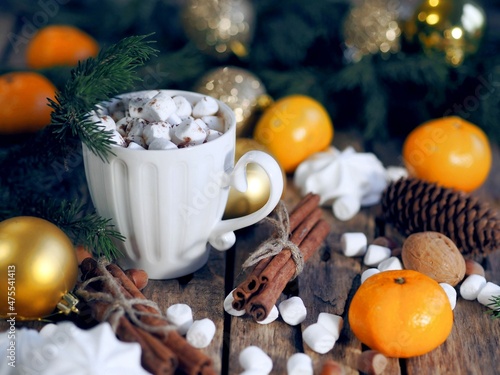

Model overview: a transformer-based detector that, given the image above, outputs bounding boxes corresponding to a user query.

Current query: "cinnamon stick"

[231,194,321,310]
[79,259,216,375]
[83,291,177,375]
[105,263,215,375]
[246,219,330,321]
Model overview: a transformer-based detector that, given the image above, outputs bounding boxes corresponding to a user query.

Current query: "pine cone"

[381,177,500,259]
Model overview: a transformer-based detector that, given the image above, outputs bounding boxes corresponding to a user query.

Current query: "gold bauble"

[194,66,271,137]
[343,0,402,62]
[0,216,78,320]
[405,0,486,66]
[181,0,255,59]
[223,139,286,219]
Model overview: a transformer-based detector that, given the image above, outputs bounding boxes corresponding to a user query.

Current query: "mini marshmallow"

[302,323,336,354]
[173,95,192,117]
[240,370,265,375]
[128,96,148,118]
[174,118,207,146]
[361,268,381,283]
[167,113,182,126]
[202,115,225,132]
[127,142,145,150]
[477,282,500,309]
[205,129,223,142]
[317,313,343,340]
[239,346,273,374]
[439,283,457,310]
[127,118,146,137]
[186,318,216,348]
[340,232,367,257]
[332,194,361,221]
[224,289,246,317]
[256,305,279,325]
[194,118,209,131]
[90,113,116,132]
[377,256,403,272]
[460,274,487,300]
[363,244,391,267]
[166,304,193,335]
[148,138,177,150]
[143,92,177,122]
[143,122,171,145]
[286,353,313,375]
[192,96,219,117]
[115,116,132,136]
[278,297,307,326]
[110,131,126,146]
[127,134,146,148]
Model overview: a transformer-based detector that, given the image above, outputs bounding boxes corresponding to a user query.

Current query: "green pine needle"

[488,295,500,319]
[48,34,158,162]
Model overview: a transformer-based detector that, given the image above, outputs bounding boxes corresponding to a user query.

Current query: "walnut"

[402,232,466,286]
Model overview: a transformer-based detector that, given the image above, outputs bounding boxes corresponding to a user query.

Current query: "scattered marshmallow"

[192,96,219,117]
[302,323,336,354]
[439,283,457,310]
[341,232,367,257]
[363,244,391,267]
[377,256,403,272]
[224,289,246,317]
[278,297,307,326]
[256,305,279,325]
[477,282,500,309]
[287,353,313,375]
[186,318,216,348]
[361,268,381,284]
[127,142,146,150]
[333,194,361,221]
[205,129,224,142]
[239,346,273,374]
[166,303,193,335]
[460,274,487,300]
[128,96,149,118]
[317,313,343,340]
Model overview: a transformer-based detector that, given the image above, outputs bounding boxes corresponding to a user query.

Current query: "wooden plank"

[142,246,226,373]
[226,221,299,374]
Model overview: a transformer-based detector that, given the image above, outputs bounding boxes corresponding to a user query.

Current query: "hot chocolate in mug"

[82,90,284,279]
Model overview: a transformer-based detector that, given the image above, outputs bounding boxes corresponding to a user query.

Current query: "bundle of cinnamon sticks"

[78,258,216,375]
[232,193,330,322]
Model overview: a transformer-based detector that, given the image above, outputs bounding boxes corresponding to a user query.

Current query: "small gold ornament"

[343,0,402,62]
[194,66,271,136]
[181,0,255,59]
[223,139,286,219]
[405,0,485,66]
[0,216,79,320]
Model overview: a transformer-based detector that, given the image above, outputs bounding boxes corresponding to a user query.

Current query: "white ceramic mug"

[82,90,283,279]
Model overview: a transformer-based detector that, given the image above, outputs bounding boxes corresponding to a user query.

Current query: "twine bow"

[76,258,176,335]
[242,200,305,279]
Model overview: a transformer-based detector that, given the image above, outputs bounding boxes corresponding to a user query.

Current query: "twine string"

[242,201,304,279]
[76,258,176,334]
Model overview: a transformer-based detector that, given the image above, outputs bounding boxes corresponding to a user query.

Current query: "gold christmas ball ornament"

[194,66,271,136]
[223,139,286,219]
[405,0,486,66]
[0,216,79,320]
[181,0,255,59]
[343,0,402,62]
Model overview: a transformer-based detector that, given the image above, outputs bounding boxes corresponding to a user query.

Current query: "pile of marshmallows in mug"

[90,91,228,150]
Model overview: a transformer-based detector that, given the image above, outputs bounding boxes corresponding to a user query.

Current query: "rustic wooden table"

[1,11,500,375]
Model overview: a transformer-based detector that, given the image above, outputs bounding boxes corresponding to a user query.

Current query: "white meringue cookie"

[294,147,400,221]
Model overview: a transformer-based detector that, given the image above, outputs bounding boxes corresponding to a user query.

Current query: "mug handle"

[208,150,284,251]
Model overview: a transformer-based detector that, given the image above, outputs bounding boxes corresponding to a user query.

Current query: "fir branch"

[488,295,500,319]
[48,34,158,162]
[12,197,124,260]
